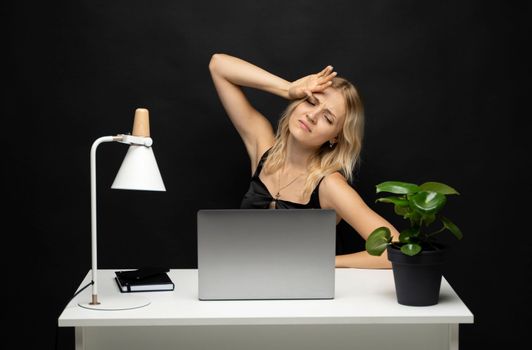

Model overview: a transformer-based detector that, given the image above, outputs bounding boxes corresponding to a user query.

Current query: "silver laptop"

[197,209,336,300]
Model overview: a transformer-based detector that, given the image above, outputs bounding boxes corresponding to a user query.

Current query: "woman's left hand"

[288,65,337,101]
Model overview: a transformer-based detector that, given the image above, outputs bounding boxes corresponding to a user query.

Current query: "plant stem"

[427,226,446,237]
[426,240,440,250]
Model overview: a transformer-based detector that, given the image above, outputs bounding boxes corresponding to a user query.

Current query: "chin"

[288,131,320,149]
[288,120,324,148]
[288,124,307,140]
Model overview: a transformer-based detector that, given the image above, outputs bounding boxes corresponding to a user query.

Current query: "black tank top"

[240,148,324,209]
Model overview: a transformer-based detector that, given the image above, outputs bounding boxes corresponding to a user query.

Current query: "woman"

[209,53,399,268]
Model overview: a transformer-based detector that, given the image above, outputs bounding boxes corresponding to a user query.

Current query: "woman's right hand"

[288,65,337,101]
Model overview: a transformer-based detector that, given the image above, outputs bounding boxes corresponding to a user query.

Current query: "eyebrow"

[313,95,337,120]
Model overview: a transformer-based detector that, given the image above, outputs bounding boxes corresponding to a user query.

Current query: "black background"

[6,1,530,349]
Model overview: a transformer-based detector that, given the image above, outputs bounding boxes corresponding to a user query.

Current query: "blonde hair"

[263,77,365,198]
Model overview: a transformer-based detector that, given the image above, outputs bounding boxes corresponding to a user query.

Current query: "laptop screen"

[197,209,336,300]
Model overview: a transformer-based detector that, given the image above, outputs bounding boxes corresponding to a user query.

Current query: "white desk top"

[58,269,473,327]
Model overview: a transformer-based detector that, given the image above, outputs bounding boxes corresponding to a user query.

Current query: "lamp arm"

[89,136,122,305]
[88,134,156,305]
[116,134,153,147]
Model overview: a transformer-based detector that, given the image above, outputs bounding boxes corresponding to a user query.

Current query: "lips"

[298,120,312,132]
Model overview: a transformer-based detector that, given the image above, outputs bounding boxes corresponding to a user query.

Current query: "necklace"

[269,169,304,209]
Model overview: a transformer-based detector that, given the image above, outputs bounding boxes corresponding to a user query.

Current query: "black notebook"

[115,268,175,292]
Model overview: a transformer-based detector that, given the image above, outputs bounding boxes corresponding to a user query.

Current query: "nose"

[306,113,316,124]
[307,108,320,124]
[306,106,322,124]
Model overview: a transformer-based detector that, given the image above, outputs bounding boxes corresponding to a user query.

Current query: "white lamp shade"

[111,145,166,191]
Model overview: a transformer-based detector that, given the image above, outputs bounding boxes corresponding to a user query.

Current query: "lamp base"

[78,295,151,310]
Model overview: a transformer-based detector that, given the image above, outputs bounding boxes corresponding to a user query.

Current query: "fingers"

[319,70,337,83]
[324,70,337,81]
[317,66,337,86]
[318,65,334,77]
[307,65,338,96]
[321,81,334,89]
[313,70,337,92]
[305,90,318,105]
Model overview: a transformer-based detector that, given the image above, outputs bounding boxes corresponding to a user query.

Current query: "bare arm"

[209,54,288,172]
[319,173,401,269]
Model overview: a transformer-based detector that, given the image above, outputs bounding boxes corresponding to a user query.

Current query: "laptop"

[197,209,336,300]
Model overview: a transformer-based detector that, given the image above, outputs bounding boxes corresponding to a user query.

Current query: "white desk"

[59,269,473,350]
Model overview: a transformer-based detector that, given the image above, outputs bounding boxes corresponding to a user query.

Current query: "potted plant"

[365,181,463,306]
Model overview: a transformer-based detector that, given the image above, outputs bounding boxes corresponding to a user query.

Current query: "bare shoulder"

[320,172,355,223]
[319,172,351,206]
[321,172,349,190]
[319,172,371,227]
[324,171,347,182]
[320,171,366,203]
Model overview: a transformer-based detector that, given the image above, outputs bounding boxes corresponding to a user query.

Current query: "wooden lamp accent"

[132,108,150,137]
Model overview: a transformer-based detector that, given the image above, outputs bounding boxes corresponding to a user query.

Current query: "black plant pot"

[387,245,447,306]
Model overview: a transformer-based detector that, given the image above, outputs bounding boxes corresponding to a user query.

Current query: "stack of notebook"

[114,267,174,292]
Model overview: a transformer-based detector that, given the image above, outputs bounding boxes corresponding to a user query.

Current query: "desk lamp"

[78,108,166,310]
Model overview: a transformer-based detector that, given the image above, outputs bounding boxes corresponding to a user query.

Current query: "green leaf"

[400,243,422,256]
[411,191,447,214]
[404,210,422,226]
[376,196,410,217]
[394,205,410,216]
[376,181,420,195]
[376,196,409,206]
[420,182,460,195]
[365,227,392,256]
[421,213,436,226]
[441,216,463,240]
[399,228,418,243]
